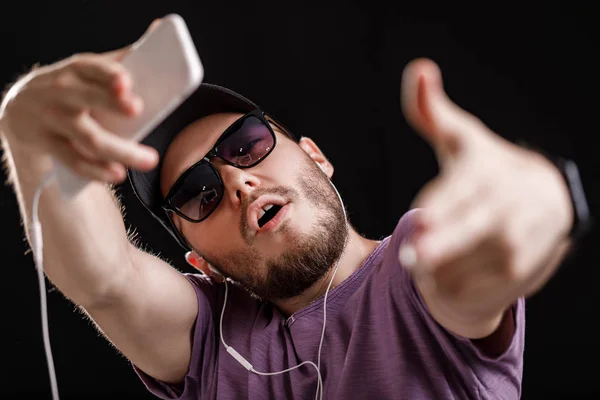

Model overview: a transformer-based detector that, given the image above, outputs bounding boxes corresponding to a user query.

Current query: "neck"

[273,228,380,317]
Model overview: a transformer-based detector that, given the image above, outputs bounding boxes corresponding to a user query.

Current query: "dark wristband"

[553,157,593,241]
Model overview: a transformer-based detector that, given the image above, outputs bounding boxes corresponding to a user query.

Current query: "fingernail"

[399,244,418,269]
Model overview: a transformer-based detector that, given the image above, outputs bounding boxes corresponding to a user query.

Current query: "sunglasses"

[162,109,295,224]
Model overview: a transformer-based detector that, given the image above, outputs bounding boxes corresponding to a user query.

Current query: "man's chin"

[251,224,305,255]
[232,269,326,303]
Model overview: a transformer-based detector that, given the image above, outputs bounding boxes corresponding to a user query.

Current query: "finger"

[400,58,484,162]
[70,55,134,96]
[406,174,452,228]
[414,201,496,272]
[41,71,140,116]
[73,114,158,171]
[67,137,128,183]
[412,167,484,228]
[44,109,158,170]
[89,18,163,101]
[49,136,124,183]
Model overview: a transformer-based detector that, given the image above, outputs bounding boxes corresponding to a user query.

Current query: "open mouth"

[258,204,283,228]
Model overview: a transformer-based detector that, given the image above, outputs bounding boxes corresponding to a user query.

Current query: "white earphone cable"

[220,280,325,398]
[3,80,60,400]
[30,171,60,400]
[219,177,347,400]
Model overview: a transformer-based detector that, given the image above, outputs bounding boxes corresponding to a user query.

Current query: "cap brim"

[127,83,258,248]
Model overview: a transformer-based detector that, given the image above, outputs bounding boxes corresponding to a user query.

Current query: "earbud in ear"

[185,251,199,267]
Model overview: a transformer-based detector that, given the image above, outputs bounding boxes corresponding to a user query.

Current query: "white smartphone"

[54,14,204,198]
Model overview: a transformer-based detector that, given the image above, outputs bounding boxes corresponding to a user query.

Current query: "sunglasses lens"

[217,115,274,166]
[170,164,222,221]
[167,112,277,222]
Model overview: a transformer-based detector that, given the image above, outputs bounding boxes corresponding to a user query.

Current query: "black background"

[1,1,597,399]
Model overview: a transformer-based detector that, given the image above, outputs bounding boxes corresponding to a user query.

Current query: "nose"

[215,161,261,207]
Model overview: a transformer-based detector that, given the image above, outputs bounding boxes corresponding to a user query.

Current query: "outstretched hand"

[398,58,573,337]
[0,19,163,183]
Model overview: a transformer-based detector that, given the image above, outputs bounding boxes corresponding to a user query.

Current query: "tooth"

[258,209,265,219]
[263,204,273,212]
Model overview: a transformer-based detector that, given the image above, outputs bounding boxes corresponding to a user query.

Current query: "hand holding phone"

[54,14,203,198]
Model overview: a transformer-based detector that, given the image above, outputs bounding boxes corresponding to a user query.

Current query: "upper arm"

[83,244,201,384]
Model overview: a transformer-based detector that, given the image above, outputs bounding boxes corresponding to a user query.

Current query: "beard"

[202,158,348,301]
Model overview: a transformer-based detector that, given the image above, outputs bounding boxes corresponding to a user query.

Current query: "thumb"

[102,18,163,61]
[401,58,477,160]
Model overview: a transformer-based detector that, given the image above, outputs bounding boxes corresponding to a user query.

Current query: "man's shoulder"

[394,208,421,238]
[376,208,422,270]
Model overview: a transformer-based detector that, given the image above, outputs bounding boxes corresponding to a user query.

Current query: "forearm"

[419,287,507,339]
[418,238,571,339]
[2,131,136,308]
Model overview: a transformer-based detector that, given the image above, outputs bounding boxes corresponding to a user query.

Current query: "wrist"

[538,152,575,238]
[1,127,56,192]
[517,141,593,242]
[554,157,593,241]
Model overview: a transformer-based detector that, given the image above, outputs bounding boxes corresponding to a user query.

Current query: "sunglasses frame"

[161,108,291,227]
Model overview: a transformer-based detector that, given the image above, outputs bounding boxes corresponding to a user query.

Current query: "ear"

[298,137,334,178]
[184,251,224,282]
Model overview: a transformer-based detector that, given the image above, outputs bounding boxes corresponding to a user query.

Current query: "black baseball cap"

[127,83,260,250]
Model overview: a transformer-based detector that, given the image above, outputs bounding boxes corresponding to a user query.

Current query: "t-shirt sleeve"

[386,209,526,399]
[132,273,222,400]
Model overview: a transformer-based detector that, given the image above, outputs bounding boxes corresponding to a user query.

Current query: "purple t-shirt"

[135,210,525,399]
